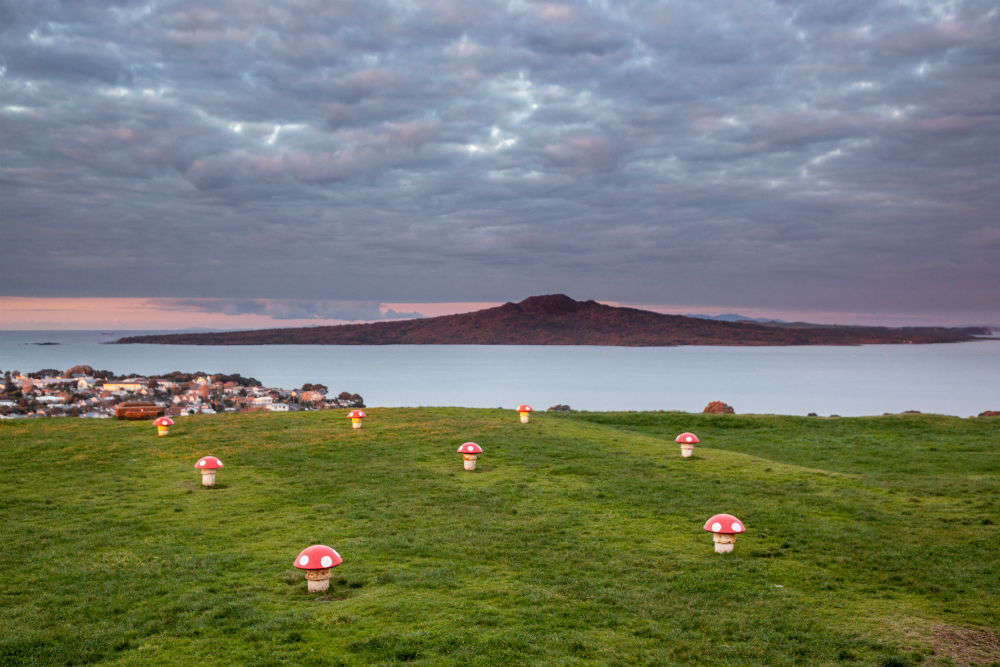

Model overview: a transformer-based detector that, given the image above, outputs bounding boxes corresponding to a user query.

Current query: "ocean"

[0,330,997,416]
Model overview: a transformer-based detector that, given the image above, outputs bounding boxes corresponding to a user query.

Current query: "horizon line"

[0,296,995,330]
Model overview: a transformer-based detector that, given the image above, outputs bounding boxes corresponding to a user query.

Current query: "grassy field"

[1,409,998,666]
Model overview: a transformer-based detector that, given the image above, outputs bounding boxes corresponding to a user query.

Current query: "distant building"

[299,390,325,404]
[102,379,147,392]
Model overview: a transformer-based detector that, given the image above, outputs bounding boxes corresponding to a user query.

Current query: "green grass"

[1,409,998,666]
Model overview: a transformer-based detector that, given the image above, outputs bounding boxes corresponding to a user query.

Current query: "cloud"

[0,0,998,321]
[152,299,422,322]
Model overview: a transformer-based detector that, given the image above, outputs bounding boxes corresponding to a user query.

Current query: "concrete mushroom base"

[201,470,216,487]
[351,420,362,429]
[680,444,694,457]
[294,545,343,593]
[304,568,332,592]
[157,426,170,436]
[519,413,530,423]
[713,533,736,553]
[463,454,478,471]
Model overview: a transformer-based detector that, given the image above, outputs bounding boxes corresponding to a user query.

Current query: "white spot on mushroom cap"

[299,555,309,566]
[198,459,206,466]
[711,522,722,532]
[320,555,333,567]
[731,522,742,532]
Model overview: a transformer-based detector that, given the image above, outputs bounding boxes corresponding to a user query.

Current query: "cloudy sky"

[2,0,998,328]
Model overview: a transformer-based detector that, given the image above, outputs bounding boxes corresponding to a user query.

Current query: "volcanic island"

[114,295,991,346]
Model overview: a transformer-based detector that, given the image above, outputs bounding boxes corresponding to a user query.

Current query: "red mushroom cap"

[675,432,699,444]
[293,544,342,570]
[347,410,366,419]
[703,513,745,534]
[195,456,224,469]
[517,404,532,413]
[457,442,483,454]
[154,417,174,427]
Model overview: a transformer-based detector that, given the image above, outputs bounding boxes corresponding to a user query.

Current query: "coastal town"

[0,365,363,419]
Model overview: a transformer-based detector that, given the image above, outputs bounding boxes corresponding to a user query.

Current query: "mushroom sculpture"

[293,544,343,593]
[675,432,699,458]
[154,416,174,437]
[347,409,366,430]
[194,456,223,487]
[517,404,533,424]
[703,513,745,553]
[457,441,483,471]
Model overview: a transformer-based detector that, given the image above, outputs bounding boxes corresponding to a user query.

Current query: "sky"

[2,0,998,329]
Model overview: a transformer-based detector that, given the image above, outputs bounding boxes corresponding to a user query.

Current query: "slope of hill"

[115,294,989,346]
[1,409,998,664]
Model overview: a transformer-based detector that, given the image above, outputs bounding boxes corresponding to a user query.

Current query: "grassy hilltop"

[1,410,998,666]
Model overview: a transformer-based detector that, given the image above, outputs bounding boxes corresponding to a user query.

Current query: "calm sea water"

[0,330,997,416]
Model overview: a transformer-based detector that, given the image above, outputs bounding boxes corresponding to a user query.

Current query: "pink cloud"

[0,298,986,330]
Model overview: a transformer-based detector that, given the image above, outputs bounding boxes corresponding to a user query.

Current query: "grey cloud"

[154,299,422,321]
[0,0,998,322]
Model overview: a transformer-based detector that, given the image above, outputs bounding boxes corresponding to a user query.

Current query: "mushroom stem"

[680,443,693,458]
[304,568,332,592]
[519,413,530,423]
[463,453,478,471]
[351,418,362,429]
[713,533,735,553]
[201,469,216,487]
[157,425,169,437]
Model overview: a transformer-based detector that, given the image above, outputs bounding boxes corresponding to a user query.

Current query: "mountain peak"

[516,294,587,314]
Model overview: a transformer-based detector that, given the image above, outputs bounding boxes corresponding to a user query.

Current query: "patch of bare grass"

[932,625,1000,665]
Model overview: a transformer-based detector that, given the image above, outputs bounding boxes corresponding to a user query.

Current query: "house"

[266,402,290,412]
[299,390,325,404]
[101,378,148,392]
[36,395,66,405]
